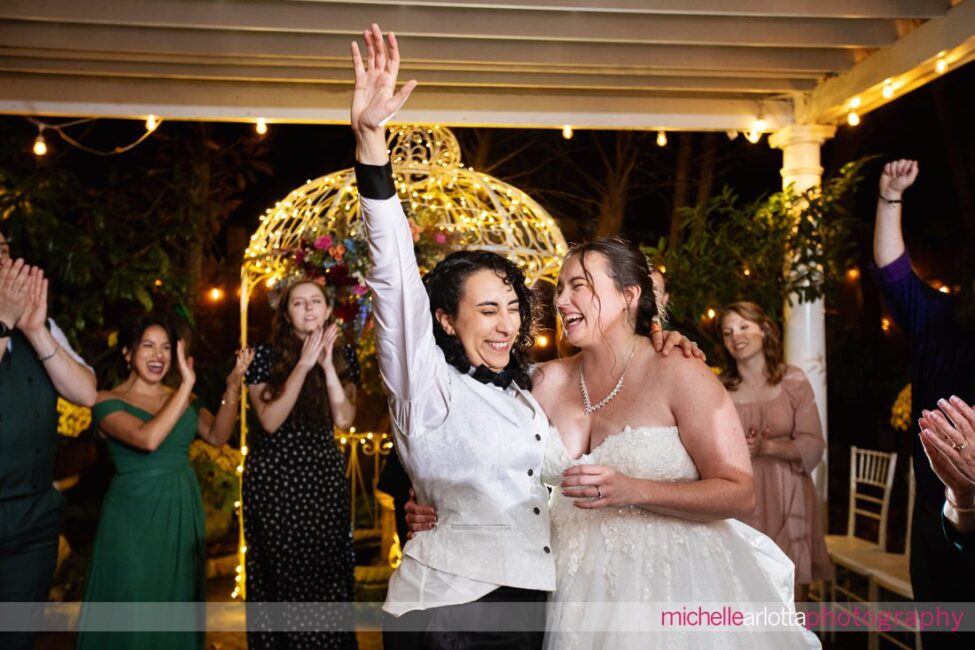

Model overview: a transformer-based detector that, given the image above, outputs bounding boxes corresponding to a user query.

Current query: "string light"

[847,111,861,127]
[706,308,716,320]
[744,118,766,144]
[656,130,667,147]
[881,317,891,332]
[936,57,948,74]
[846,268,861,281]
[562,125,573,140]
[208,287,224,303]
[26,116,158,156]
[145,115,159,132]
[882,80,895,99]
[33,131,48,156]
[536,334,549,347]
[256,118,268,135]
[849,97,862,110]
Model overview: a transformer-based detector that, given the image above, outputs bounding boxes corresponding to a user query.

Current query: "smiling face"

[285,282,332,336]
[436,268,521,372]
[555,251,633,349]
[720,310,765,363]
[124,325,173,383]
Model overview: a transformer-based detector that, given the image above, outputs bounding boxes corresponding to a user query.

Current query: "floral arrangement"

[270,210,458,339]
[268,204,461,394]
[890,383,912,432]
[57,398,91,438]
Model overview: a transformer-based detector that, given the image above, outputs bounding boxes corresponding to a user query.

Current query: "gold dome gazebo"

[233,124,568,599]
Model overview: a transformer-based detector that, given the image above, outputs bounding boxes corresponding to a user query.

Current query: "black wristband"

[354,161,397,200]
[879,194,902,205]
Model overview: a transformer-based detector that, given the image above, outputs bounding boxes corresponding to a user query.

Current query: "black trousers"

[382,585,547,650]
[910,499,975,649]
[0,490,62,650]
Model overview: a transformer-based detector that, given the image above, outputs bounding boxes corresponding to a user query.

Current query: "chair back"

[846,446,898,551]
[905,464,915,558]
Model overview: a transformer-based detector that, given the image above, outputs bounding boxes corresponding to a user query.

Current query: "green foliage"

[0,120,269,383]
[643,159,866,349]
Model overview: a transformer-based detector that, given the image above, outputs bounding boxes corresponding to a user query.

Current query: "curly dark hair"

[564,238,660,338]
[263,280,340,429]
[424,250,537,390]
[715,301,785,390]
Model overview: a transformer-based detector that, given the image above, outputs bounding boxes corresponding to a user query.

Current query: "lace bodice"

[542,425,699,487]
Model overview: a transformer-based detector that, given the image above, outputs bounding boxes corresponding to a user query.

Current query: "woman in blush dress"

[717,301,834,602]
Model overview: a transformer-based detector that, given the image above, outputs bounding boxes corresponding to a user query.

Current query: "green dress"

[75,399,206,650]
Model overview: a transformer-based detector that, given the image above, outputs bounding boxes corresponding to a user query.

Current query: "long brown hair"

[263,280,337,429]
[716,301,785,390]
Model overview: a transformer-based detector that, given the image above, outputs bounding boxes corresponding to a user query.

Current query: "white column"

[768,124,836,502]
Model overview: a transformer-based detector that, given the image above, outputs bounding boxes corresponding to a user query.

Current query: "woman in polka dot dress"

[243,280,360,650]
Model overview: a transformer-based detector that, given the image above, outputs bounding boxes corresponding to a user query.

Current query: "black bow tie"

[469,364,515,389]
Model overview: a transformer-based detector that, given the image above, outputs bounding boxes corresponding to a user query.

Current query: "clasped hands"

[0,257,49,335]
[297,323,342,372]
[918,395,975,505]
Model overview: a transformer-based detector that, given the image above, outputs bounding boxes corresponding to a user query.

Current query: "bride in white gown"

[531,240,819,649]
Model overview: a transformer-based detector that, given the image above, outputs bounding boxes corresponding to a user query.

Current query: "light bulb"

[751,118,767,133]
[847,111,861,126]
[33,133,47,156]
[256,118,268,135]
[656,130,667,147]
[562,125,573,140]
[145,115,159,132]
[882,80,894,99]
[744,129,762,144]
[849,96,861,109]
[936,57,948,74]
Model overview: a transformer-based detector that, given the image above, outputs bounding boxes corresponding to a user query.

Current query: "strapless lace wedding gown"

[542,425,820,649]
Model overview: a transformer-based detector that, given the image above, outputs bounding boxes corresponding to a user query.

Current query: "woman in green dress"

[76,317,252,650]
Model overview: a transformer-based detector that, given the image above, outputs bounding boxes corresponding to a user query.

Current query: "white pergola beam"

[0,0,900,48]
[803,0,975,123]
[0,54,818,94]
[0,21,855,73]
[288,0,949,20]
[0,72,793,131]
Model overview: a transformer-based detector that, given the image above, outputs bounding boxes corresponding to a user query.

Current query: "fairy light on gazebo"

[233,124,568,599]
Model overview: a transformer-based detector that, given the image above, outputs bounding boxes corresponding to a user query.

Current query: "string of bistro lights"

[21,47,956,157]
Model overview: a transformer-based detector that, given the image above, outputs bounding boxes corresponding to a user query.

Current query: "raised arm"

[351,25,449,434]
[350,24,416,165]
[873,159,917,268]
[98,340,194,451]
[197,348,254,446]
[17,267,96,406]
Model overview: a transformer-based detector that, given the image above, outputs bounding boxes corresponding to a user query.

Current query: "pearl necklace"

[579,346,637,415]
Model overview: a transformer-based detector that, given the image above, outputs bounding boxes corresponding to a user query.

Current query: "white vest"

[394,368,557,592]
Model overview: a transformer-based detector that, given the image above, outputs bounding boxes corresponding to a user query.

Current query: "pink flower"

[314,235,333,250]
[295,250,306,264]
[354,284,368,296]
[434,232,447,245]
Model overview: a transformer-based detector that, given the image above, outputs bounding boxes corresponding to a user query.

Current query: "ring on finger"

[595,485,603,499]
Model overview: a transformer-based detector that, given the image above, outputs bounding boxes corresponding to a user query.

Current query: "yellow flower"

[890,383,912,432]
[57,399,91,438]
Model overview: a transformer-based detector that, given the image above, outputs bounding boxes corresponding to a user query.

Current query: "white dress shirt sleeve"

[358,162,451,436]
[47,318,94,374]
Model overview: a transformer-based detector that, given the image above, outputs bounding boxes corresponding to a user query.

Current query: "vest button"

[533,507,540,515]
[543,546,551,553]
[535,434,541,441]
[527,468,534,477]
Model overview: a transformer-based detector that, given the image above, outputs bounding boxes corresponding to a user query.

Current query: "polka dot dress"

[243,343,357,650]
